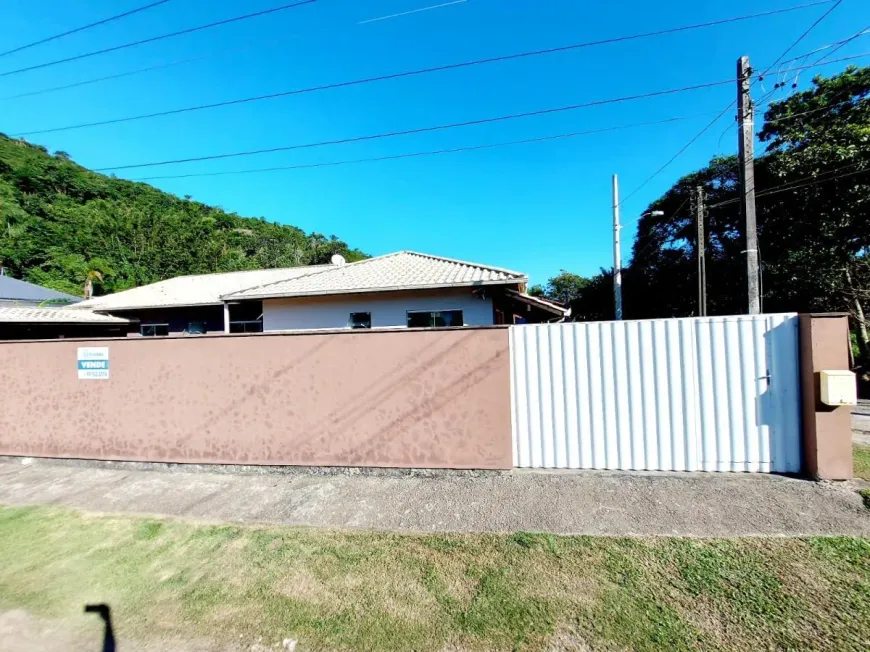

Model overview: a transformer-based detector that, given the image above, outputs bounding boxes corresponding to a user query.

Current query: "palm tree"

[83,270,103,300]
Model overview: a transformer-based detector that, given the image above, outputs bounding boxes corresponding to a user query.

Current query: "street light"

[612,180,665,321]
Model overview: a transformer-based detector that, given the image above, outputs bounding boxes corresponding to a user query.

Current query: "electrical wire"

[754,50,870,108]
[751,0,848,106]
[81,52,868,173]
[763,96,867,130]
[0,0,468,103]
[629,164,869,264]
[356,0,466,25]
[811,23,870,66]
[0,0,172,59]
[124,93,863,181]
[707,162,868,208]
[93,79,736,172]
[11,1,848,136]
[129,114,719,181]
[618,0,844,209]
[630,101,866,261]
[620,104,736,207]
[777,28,870,66]
[0,0,318,78]
[629,196,691,263]
[754,165,869,198]
[760,0,843,74]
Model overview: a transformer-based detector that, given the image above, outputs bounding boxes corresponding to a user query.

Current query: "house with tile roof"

[72,251,569,336]
[223,251,568,332]
[72,264,331,336]
[0,306,131,340]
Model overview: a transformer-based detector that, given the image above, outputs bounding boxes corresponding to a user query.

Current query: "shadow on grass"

[84,604,115,652]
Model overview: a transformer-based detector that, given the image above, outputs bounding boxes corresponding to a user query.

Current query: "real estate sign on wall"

[77,347,109,380]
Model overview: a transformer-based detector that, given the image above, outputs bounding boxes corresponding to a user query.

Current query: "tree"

[0,133,368,296]
[83,270,103,300]
[551,66,870,352]
[529,270,588,305]
[758,66,870,359]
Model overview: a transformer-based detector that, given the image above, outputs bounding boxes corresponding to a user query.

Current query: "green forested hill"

[0,134,366,297]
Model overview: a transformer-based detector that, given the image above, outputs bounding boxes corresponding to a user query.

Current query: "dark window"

[230,320,263,333]
[350,312,371,329]
[407,310,464,328]
[141,323,169,337]
[186,321,207,335]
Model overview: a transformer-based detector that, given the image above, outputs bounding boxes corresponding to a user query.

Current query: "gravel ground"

[0,458,868,537]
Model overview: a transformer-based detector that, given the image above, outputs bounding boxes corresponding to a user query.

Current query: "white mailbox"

[819,370,857,406]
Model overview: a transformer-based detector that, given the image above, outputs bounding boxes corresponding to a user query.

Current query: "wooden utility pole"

[612,174,623,320]
[737,55,760,314]
[695,185,707,317]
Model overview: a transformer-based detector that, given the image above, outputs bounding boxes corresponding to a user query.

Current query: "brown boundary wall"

[798,313,853,480]
[0,328,513,469]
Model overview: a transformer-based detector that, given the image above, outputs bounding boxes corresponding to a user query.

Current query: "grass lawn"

[0,505,868,651]
[855,445,870,480]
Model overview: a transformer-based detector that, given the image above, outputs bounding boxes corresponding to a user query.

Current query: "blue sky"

[0,0,866,284]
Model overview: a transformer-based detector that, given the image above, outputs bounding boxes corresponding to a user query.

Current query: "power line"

[761,0,843,73]
[618,0,844,209]
[357,0,466,25]
[630,196,691,263]
[754,165,869,198]
[0,0,318,79]
[130,115,718,181]
[125,90,862,181]
[0,0,468,103]
[0,0,172,59]
[707,162,868,208]
[12,1,845,136]
[94,79,735,172]
[754,50,870,109]
[811,23,870,66]
[85,53,867,173]
[777,27,870,66]
[751,0,846,106]
[620,107,733,207]
[631,164,868,262]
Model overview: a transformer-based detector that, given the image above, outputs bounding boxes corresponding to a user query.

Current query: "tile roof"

[223,251,527,300]
[71,266,329,311]
[504,289,571,317]
[0,307,129,324]
[0,275,81,304]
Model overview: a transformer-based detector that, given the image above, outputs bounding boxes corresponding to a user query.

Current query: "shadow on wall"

[188,337,334,438]
[759,317,802,473]
[337,348,505,462]
[84,603,115,652]
[185,330,504,465]
[305,330,505,462]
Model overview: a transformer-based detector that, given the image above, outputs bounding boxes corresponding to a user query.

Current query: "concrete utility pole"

[737,56,760,314]
[612,174,623,320]
[696,185,707,317]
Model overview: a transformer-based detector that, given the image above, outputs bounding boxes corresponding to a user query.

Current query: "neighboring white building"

[71,251,569,336]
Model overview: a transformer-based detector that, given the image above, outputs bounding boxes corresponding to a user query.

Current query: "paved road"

[854,400,870,446]
[0,459,867,537]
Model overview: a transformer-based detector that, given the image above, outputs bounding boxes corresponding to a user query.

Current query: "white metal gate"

[509,314,801,473]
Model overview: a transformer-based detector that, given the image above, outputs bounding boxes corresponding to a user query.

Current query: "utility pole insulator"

[737,55,761,315]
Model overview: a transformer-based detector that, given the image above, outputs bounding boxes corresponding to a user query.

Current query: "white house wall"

[510,314,802,473]
[262,289,494,331]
